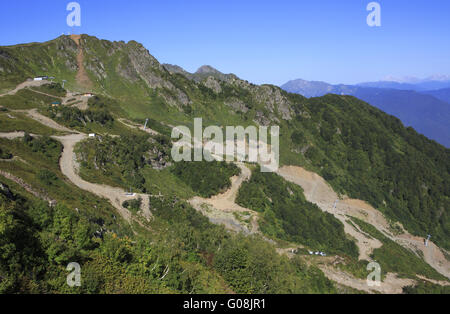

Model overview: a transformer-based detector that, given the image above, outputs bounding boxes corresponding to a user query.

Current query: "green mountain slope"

[0,34,449,293]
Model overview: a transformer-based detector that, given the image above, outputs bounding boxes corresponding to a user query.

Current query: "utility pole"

[62,80,67,88]
[143,118,149,131]
[333,200,338,210]
[425,234,431,247]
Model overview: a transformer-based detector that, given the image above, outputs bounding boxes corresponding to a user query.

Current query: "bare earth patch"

[71,35,93,91]
[320,266,415,294]
[189,163,260,234]
[277,165,450,290]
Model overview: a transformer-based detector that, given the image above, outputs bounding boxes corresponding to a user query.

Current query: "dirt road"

[395,234,450,279]
[206,163,251,211]
[0,80,51,97]
[189,162,259,234]
[320,266,415,294]
[52,133,151,221]
[277,166,382,261]
[13,109,73,133]
[0,77,90,111]
[1,106,150,222]
[62,92,90,110]
[53,133,130,220]
[0,131,27,139]
[117,118,160,136]
[277,165,450,280]
[0,75,152,222]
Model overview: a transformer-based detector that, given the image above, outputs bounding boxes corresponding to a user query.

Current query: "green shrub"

[31,83,66,97]
[37,169,58,186]
[0,147,12,159]
[171,161,240,197]
[122,197,142,214]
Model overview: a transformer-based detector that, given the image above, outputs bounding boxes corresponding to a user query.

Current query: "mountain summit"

[195,65,221,74]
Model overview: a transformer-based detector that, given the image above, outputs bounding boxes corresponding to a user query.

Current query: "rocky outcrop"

[203,76,222,94]
[225,98,248,113]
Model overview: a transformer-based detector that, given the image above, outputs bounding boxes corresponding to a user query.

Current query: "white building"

[34,76,48,81]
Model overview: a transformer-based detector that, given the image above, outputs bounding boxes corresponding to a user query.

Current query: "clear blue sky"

[1,0,449,85]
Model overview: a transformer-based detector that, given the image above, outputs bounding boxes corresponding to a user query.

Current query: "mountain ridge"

[281,78,450,147]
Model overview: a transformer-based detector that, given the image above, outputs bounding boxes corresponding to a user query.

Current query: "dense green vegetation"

[76,134,171,193]
[87,95,128,118]
[46,105,114,129]
[403,281,450,294]
[237,167,359,258]
[23,133,62,161]
[0,180,340,293]
[171,161,240,197]
[0,184,160,293]
[149,196,337,293]
[290,95,450,249]
[0,147,12,159]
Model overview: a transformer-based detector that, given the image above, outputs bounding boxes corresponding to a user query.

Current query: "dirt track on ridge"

[0,80,51,97]
[0,95,150,222]
[70,35,93,90]
[117,118,160,136]
[13,109,73,133]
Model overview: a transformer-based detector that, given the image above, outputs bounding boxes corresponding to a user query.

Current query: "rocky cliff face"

[0,34,304,123]
[70,35,300,122]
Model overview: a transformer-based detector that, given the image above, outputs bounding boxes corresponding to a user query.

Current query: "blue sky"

[1,0,449,85]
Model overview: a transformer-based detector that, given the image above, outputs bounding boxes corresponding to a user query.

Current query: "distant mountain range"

[422,88,450,103]
[358,78,450,92]
[281,79,450,147]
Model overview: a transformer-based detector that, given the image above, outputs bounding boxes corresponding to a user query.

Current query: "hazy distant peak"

[195,65,222,74]
[382,74,450,83]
